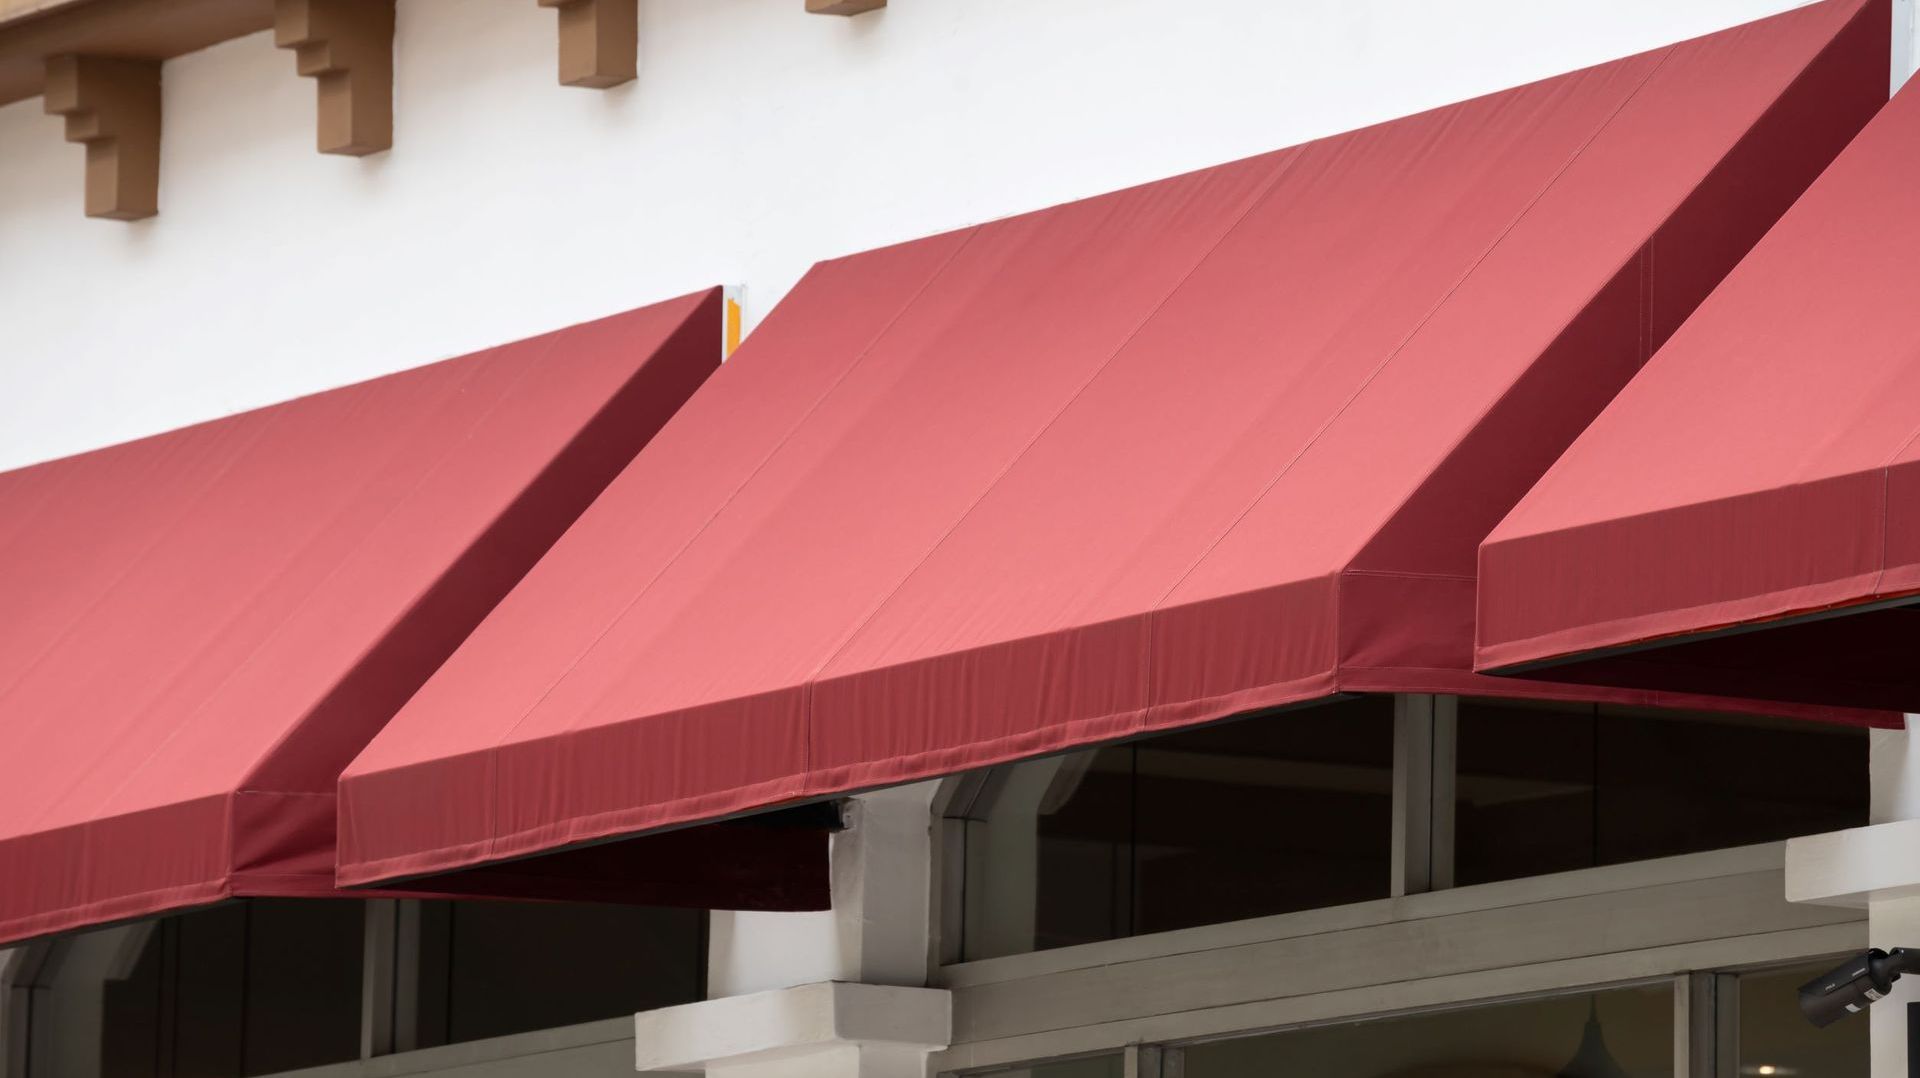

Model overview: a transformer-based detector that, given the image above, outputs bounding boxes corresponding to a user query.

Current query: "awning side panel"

[334,238,976,885]
[0,291,722,945]
[1169,0,1887,705]
[1478,68,1920,686]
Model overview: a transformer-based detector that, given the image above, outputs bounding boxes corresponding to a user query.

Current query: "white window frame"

[930,694,1868,1077]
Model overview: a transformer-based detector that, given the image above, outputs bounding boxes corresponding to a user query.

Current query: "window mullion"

[1430,695,1457,891]
[359,899,397,1059]
[1676,970,1739,1078]
[1393,694,1438,896]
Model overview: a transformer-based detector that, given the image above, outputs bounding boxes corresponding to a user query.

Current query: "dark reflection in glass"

[412,900,706,1047]
[1181,983,1673,1078]
[958,696,1395,960]
[97,899,363,1078]
[1012,1055,1125,1078]
[242,900,367,1074]
[1741,962,1868,1077]
[1453,700,1867,887]
[76,896,706,1075]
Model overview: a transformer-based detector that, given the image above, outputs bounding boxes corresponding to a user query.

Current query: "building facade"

[2,1,1918,1077]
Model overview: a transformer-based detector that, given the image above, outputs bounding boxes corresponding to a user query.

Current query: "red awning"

[337,0,1890,890]
[1477,71,1920,714]
[0,291,725,946]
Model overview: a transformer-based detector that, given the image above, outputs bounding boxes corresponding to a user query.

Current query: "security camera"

[1798,948,1920,1027]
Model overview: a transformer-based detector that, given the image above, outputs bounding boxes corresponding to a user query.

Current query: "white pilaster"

[668,783,950,1075]
[708,782,941,996]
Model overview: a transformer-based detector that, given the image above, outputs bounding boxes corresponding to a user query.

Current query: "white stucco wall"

[0,0,1856,472]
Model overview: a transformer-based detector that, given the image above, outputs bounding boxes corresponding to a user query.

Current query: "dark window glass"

[57,898,703,1073]
[57,897,702,1073]
[94,899,362,1078]
[100,922,165,1078]
[413,901,706,1047]
[1181,983,1673,1077]
[1454,700,1869,886]
[991,1055,1124,1078]
[241,901,365,1075]
[1740,962,1868,1077]
[956,696,1394,960]
[172,905,247,1077]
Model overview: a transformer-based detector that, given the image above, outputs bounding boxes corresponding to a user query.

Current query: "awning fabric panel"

[338,0,1888,888]
[1477,74,1920,710]
[0,290,720,945]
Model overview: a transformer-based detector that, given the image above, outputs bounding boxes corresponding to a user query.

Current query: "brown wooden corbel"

[274,0,394,155]
[43,54,160,220]
[539,0,635,88]
[806,0,885,13]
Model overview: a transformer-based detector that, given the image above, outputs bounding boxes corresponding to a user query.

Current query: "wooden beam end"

[806,0,885,14]
[543,0,636,89]
[275,0,394,155]
[43,54,160,220]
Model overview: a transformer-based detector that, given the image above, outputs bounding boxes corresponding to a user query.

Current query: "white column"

[708,782,941,995]
[1896,0,1918,93]
[656,782,952,1076]
[1787,716,1920,1078]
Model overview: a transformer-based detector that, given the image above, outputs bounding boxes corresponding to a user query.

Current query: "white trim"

[1787,818,1920,907]
[936,926,1859,1075]
[932,844,1861,1074]
[939,842,1798,989]
[632,982,951,1074]
[260,1016,637,1078]
[1896,0,1918,91]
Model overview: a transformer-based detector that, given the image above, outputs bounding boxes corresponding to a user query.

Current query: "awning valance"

[1478,69,1920,714]
[337,0,1890,890]
[0,290,745,945]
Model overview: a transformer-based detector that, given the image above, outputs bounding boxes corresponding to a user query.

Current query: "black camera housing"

[1799,948,1920,1027]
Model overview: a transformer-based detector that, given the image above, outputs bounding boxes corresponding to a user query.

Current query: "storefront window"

[967,961,1872,1078]
[1180,983,1673,1077]
[950,696,1395,961]
[91,900,363,1078]
[411,900,705,1046]
[1453,701,1867,887]
[1043,1059,1125,1078]
[947,694,1867,964]
[1739,962,1868,1077]
[983,1055,1126,1078]
[26,897,705,1074]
